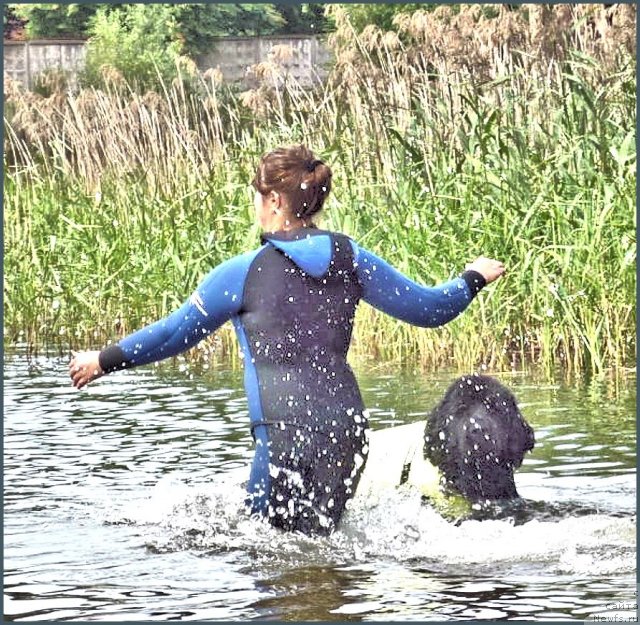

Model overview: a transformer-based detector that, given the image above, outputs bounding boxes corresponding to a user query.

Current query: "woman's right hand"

[69,350,104,389]
[465,257,506,285]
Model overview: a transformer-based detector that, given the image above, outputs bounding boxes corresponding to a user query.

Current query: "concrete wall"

[4,40,87,89]
[3,35,332,90]
[197,35,332,85]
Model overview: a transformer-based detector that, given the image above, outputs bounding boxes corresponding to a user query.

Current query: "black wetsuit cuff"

[99,344,130,373]
[460,270,486,297]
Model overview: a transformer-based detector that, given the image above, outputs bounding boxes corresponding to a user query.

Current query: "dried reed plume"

[4,4,635,200]
[4,71,227,193]
[335,4,636,81]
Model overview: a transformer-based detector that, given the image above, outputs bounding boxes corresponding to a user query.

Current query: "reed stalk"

[4,4,635,377]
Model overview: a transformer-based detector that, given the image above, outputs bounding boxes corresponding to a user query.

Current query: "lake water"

[4,353,636,621]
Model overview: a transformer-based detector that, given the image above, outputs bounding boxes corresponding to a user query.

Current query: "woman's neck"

[265,214,310,233]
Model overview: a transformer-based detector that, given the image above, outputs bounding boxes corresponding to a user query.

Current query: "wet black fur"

[424,375,535,502]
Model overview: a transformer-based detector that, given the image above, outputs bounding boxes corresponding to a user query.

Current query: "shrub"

[80,5,182,93]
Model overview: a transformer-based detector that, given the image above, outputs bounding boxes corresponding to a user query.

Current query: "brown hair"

[252,145,332,222]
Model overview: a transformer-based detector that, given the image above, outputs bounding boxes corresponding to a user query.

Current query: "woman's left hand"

[69,351,104,389]
[465,257,506,284]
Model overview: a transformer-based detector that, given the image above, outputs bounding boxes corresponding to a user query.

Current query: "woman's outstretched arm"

[352,244,504,327]
[69,249,261,389]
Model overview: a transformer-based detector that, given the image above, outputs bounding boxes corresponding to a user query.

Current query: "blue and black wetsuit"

[99,227,485,535]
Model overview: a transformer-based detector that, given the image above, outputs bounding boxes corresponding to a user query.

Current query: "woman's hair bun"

[253,145,332,221]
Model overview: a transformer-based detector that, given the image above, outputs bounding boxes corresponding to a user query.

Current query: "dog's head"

[424,374,534,502]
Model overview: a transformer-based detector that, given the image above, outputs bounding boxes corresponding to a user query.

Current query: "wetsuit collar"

[260,225,327,243]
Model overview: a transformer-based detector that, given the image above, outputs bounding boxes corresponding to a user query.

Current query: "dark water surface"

[4,354,636,621]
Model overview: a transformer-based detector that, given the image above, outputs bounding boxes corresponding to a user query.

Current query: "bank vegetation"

[4,4,636,376]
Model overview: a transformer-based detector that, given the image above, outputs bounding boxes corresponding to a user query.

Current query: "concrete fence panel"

[3,35,332,90]
[4,40,86,89]
[198,35,333,85]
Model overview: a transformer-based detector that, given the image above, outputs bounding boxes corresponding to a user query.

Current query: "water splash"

[101,472,636,577]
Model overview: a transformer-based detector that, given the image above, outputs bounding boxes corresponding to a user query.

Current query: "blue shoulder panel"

[118,247,265,366]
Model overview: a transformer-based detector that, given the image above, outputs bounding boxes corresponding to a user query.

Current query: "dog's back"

[357,421,439,498]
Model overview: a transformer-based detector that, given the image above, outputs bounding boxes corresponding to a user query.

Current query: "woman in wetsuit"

[70,144,505,536]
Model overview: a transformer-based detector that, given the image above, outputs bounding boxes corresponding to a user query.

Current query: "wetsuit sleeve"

[98,250,257,372]
[351,243,485,328]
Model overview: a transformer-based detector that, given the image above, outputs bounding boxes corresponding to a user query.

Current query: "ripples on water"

[4,355,637,621]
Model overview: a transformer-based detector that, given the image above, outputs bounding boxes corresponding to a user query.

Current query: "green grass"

[4,46,635,377]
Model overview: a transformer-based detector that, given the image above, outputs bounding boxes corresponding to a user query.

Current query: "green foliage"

[171,4,285,58]
[8,3,329,53]
[4,5,25,39]
[334,3,429,32]
[80,4,182,92]
[9,3,98,39]
[4,20,635,374]
[273,4,332,35]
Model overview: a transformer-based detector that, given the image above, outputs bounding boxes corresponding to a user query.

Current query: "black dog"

[357,374,535,516]
[424,374,535,502]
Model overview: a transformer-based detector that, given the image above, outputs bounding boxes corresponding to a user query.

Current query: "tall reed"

[4,4,636,376]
